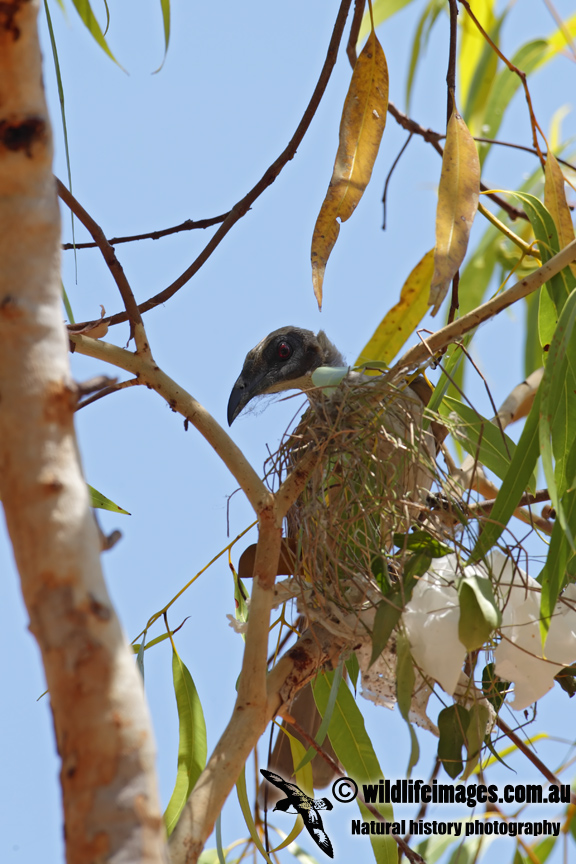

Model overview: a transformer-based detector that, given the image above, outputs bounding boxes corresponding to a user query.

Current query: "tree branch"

[387,102,529,221]
[346,0,365,68]
[61,211,230,249]
[458,0,546,165]
[56,179,149,352]
[69,333,272,515]
[497,718,576,804]
[393,238,576,371]
[68,0,353,332]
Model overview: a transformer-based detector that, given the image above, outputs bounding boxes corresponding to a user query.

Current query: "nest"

[266,373,451,637]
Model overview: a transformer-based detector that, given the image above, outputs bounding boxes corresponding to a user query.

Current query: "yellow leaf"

[544,151,576,278]
[355,248,434,368]
[429,108,480,315]
[546,12,576,57]
[311,31,389,309]
[548,105,571,153]
[458,0,495,109]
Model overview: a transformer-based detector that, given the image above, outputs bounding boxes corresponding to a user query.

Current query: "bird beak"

[227,371,266,426]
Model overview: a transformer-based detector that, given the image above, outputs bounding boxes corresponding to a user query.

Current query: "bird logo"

[260,769,334,858]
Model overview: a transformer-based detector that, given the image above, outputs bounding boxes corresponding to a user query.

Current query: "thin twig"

[469,489,550,516]
[56,179,148,351]
[458,0,547,165]
[473,138,576,173]
[68,0,353,333]
[61,213,230,250]
[446,0,458,124]
[68,333,271,515]
[76,377,141,411]
[447,271,460,325]
[497,718,576,804]
[382,132,412,229]
[75,136,575,250]
[346,0,366,68]
[444,2,462,335]
[387,102,529,221]
[446,0,460,336]
[387,101,443,154]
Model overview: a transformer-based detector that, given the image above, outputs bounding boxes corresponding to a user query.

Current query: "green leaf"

[136,630,146,680]
[458,574,501,651]
[214,814,225,864]
[345,651,360,690]
[355,248,434,367]
[88,484,130,515]
[471,389,541,561]
[462,11,506,135]
[538,472,576,635]
[370,598,402,666]
[236,768,274,864]
[554,662,576,698]
[395,631,414,721]
[358,0,418,45]
[405,0,444,112]
[393,530,451,558]
[62,282,75,324]
[461,703,491,781]
[295,661,343,774]
[444,396,531,487]
[424,342,465,430]
[532,836,558,864]
[132,621,190,656]
[153,0,171,72]
[437,704,470,779]
[539,287,576,543]
[524,292,541,376]
[406,724,420,778]
[44,2,77,258]
[313,674,397,864]
[164,651,207,836]
[269,732,309,851]
[70,0,122,65]
[478,40,548,167]
[509,192,576,319]
[370,552,425,665]
[371,553,390,593]
[481,662,508,712]
[396,632,420,775]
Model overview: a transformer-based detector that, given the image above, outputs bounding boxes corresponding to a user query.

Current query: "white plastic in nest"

[401,551,576,710]
[402,555,465,696]
[494,560,576,710]
[311,366,350,394]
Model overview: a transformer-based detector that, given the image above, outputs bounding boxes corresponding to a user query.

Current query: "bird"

[228,327,437,802]
[228,325,437,531]
[227,326,345,426]
[260,769,334,858]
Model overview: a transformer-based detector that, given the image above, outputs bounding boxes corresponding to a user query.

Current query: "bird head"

[227,326,344,426]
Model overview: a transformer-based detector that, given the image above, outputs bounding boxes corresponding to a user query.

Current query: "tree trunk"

[0,3,167,861]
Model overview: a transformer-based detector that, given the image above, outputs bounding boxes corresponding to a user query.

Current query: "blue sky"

[1,1,576,862]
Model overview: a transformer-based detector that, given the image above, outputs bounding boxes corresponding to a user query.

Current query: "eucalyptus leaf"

[438,705,470,779]
[458,574,501,651]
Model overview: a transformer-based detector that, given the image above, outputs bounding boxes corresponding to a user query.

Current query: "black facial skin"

[227,327,325,426]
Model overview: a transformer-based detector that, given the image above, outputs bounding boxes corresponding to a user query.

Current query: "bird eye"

[277,341,292,360]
